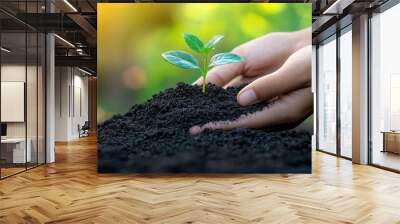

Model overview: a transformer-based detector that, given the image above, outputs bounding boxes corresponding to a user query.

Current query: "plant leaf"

[183,33,204,53]
[205,35,224,49]
[161,50,199,69]
[209,53,243,67]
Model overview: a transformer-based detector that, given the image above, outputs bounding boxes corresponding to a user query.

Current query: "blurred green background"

[98,3,311,123]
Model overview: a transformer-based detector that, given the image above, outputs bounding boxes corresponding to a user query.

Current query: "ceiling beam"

[10,13,82,32]
[67,13,97,39]
[55,55,96,73]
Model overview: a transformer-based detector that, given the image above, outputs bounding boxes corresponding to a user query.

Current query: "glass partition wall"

[316,1,400,171]
[0,3,46,179]
[316,25,353,159]
[0,31,27,177]
[339,27,352,159]
[317,35,337,154]
[370,3,400,171]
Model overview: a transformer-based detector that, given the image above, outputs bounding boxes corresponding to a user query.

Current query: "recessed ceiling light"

[54,34,75,48]
[1,47,11,53]
[323,0,354,15]
[78,67,93,76]
[63,0,78,12]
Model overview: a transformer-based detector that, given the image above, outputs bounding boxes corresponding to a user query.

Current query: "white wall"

[72,73,89,138]
[1,65,36,138]
[1,65,26,140]
[1,64,46,164]
[55,67,89,141]
[55,67,70,141]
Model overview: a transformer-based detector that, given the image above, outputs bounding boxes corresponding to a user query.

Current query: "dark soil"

[98,83,311,173]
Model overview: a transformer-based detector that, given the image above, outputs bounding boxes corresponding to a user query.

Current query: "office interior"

[0,0,97,179]
[0,0,398,177]
[313,0,400,172]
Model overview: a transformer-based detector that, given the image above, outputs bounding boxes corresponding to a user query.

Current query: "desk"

[382,131,400,154]
[1,138,31,163]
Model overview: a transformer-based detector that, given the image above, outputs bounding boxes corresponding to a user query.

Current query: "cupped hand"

[190,45,312,134]
[193,28,311,88]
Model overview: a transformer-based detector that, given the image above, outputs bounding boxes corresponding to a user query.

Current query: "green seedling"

[162,33,244,94]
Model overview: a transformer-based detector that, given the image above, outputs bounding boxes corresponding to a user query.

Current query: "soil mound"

[98,83,311,173]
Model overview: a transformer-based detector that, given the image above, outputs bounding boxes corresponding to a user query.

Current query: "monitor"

[1,123,7,137]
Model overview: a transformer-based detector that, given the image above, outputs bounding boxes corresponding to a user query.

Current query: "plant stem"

[202,52,209,94]
[202,75,206,94]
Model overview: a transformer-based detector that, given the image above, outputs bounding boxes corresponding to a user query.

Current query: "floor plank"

[1,135,400,224]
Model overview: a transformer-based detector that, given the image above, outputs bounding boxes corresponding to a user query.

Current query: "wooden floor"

[1,163,42,178]
[1,167,26,178]
[1,136,400,224]
[372,150,400,171]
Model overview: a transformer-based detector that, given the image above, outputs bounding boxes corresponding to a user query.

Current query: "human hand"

[190,45,312,134]
[193,28,311,88]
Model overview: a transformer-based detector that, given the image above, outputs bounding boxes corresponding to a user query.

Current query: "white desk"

[1,138,31,163]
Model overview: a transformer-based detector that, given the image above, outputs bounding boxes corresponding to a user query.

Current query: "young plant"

[162,33,243,94]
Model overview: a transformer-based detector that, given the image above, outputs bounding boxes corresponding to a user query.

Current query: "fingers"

[192,31,311,87]
[190,119,246,135]
[190,87,313,134]
[223,75,261,89]
[237,46,311,106]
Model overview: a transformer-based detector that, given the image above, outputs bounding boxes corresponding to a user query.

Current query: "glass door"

[317,35,337,154]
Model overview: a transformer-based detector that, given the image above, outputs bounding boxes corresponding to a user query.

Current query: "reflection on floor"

[373,150,400,171]
[0,136,400,223]
[0,167,25,177]
[0,162,42,178]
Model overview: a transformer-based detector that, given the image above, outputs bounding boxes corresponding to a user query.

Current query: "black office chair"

[78,121,90,138]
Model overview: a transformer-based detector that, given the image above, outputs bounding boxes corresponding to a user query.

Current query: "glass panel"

[0,1,46,179]
[38,32,45,165]
[317,37,337,154]
[339,29,352,158]
[371,5,400,171]
[1,30,27,177]
[26,0,39,169]
[27,30,38,169]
